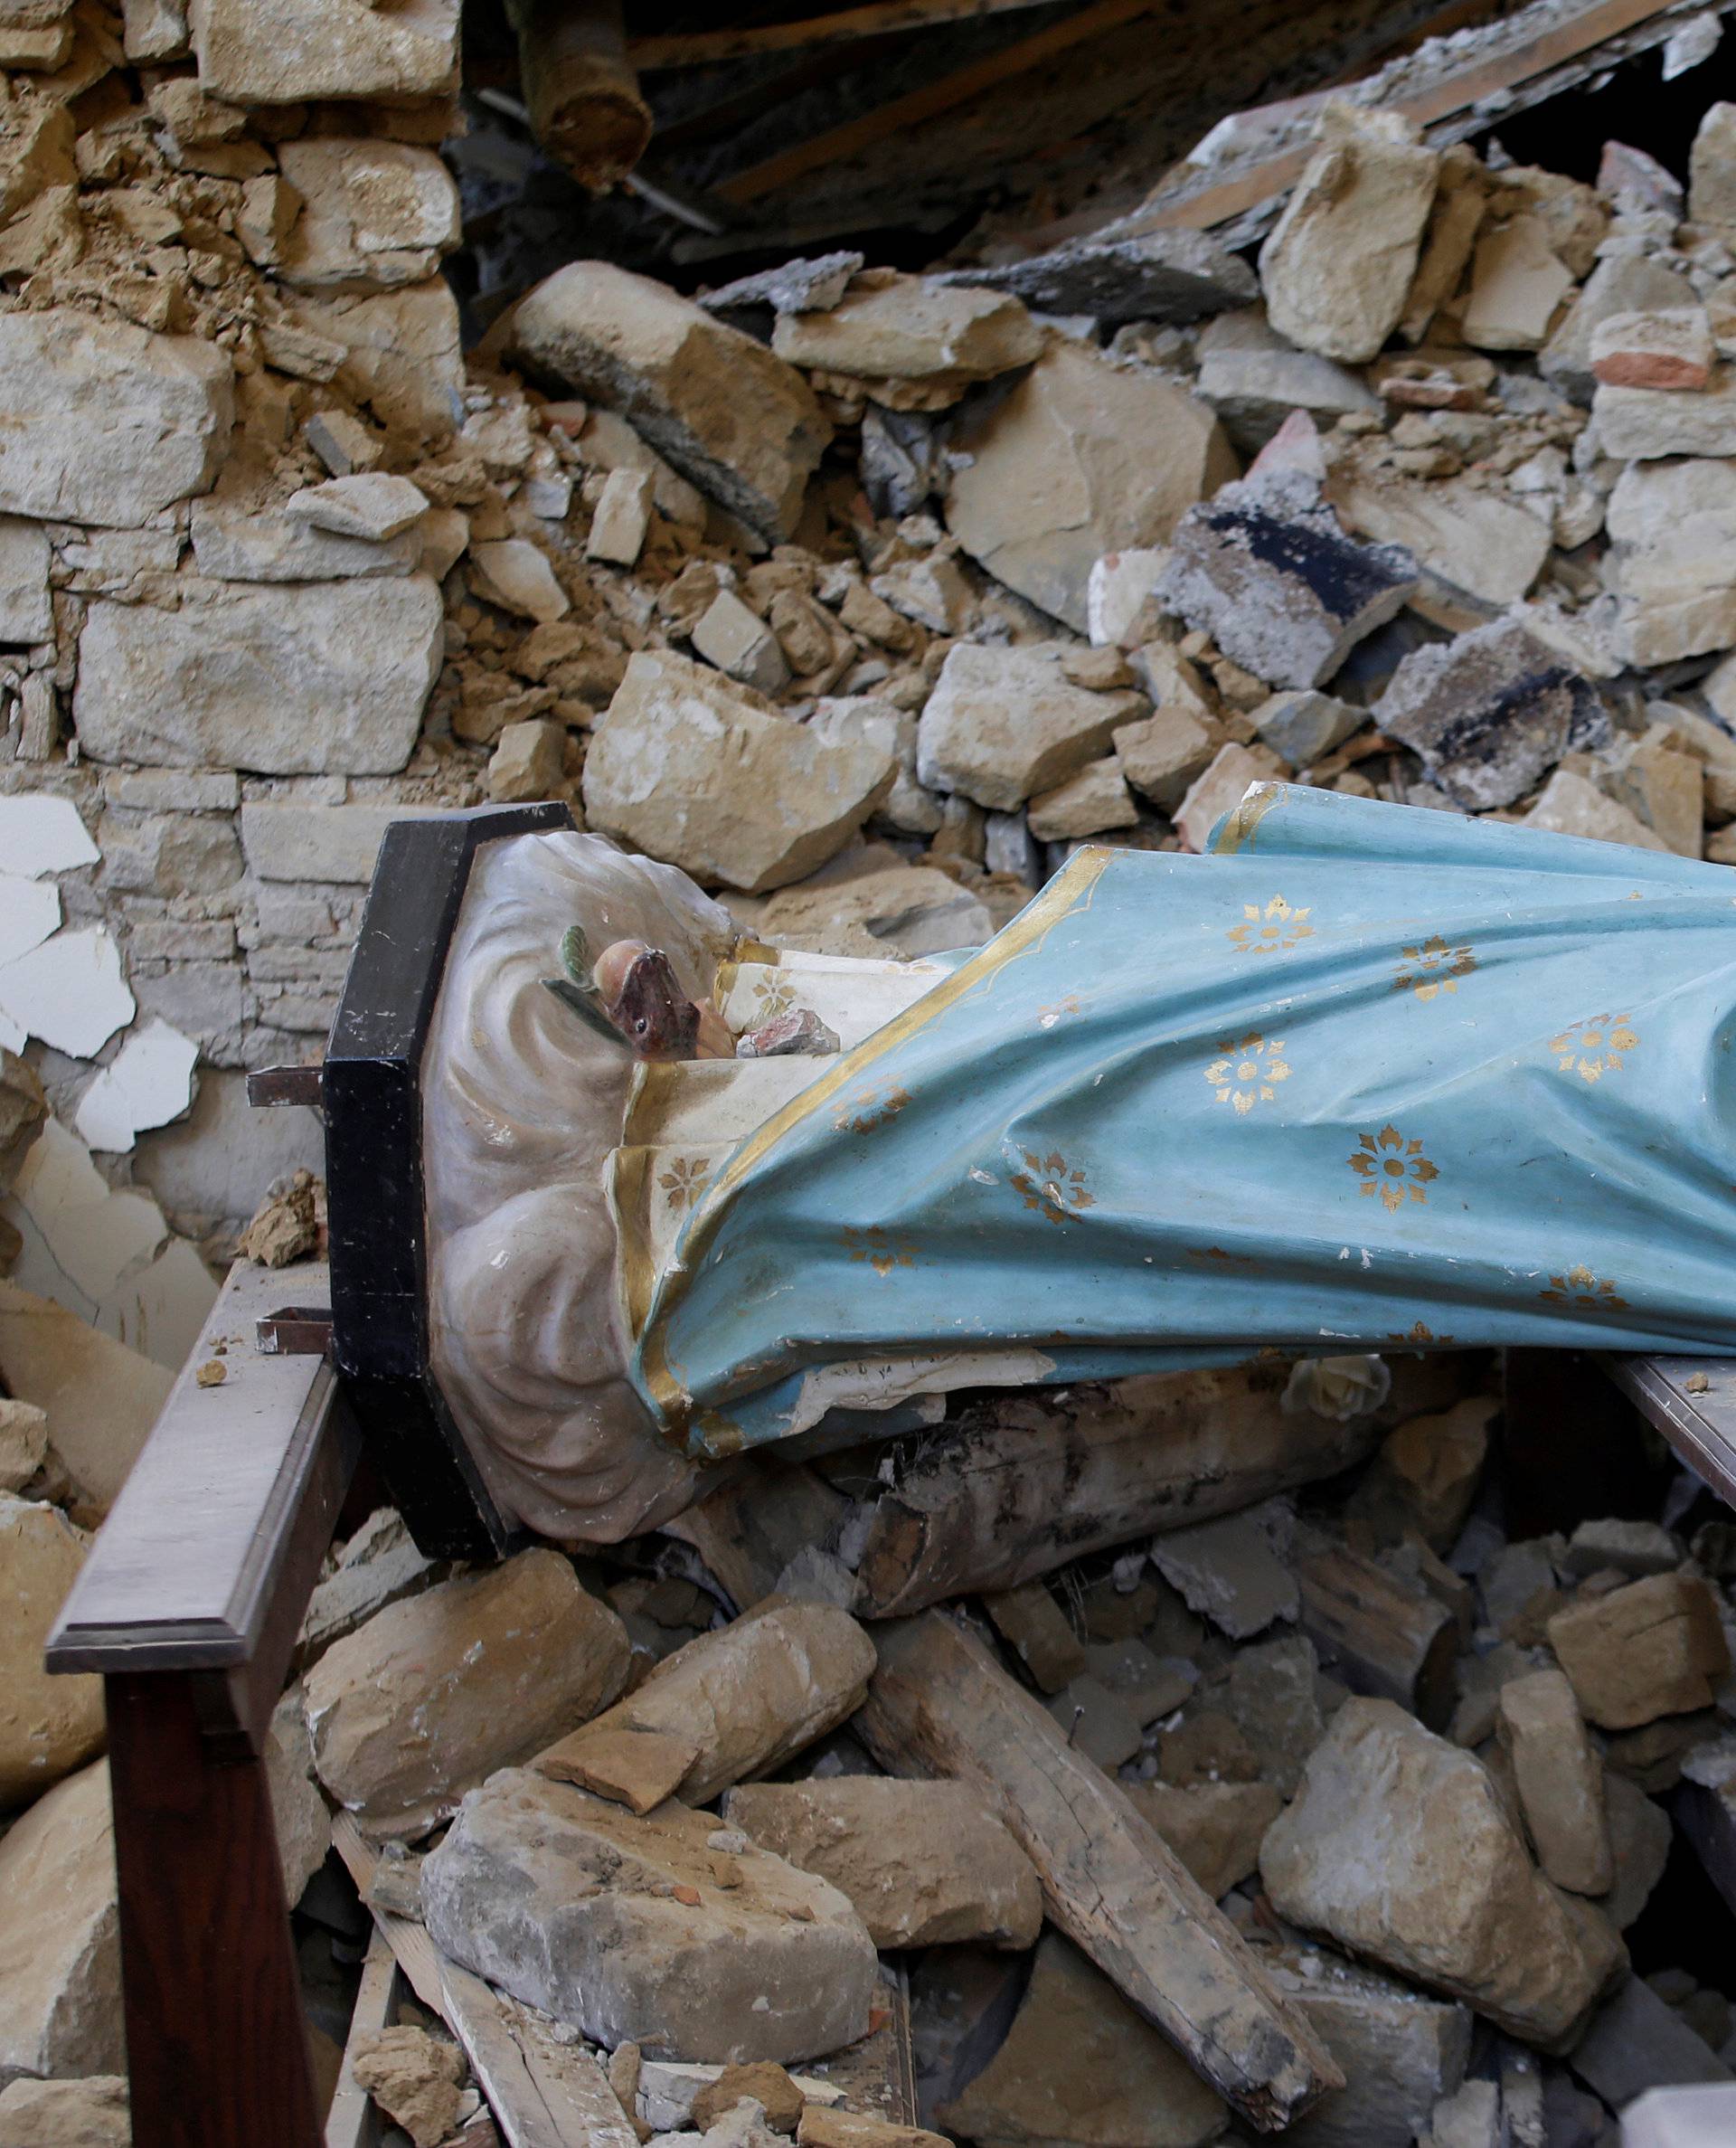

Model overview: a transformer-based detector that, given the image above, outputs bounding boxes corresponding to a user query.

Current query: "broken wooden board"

[1606,1354,1736,1511]
[326,1930,401,2148]
[855,1612,1344,2132]
[629,0,1074,69]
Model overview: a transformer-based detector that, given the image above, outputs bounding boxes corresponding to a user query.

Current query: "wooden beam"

[326,1932,400,2148]
[506,0,651,188]
[856,1613,1344,2133]
[714,0,1156,204]
[1606,1353,1736,1511]
[630,0,1089,71]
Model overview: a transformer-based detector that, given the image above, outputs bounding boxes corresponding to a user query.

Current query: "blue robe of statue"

[632,782,1736,1457]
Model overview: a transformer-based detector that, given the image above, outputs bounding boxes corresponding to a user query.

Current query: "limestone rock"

[0,1493,103,1807]
[0,516,50,642]
[351,2026,467,2148]
[1497,1670,1612,1897]
[422,1770,877,2064]
[1329,474,1551,614]
[1173,742,1286,853]
[1590,307,1714,392]
[534,1599,875,1812]
[0,2076,128,2147]
[188,0,459,103]
[1599,1770,1671,1930]
[1563,1519,1683,1580]
[276,139,459,291]
[1195,308,1379,452]
[1460,217,1573,353]
[983,1582,1086,1695]
[936,1932,1227,2148]
[770,272,1041,401]
[724,1778,1041,1950]
[1373,619,1604,811]
[0,1760,121,2086]
[487,718,565,804]
[303,1548,630,1834]
[288,281,465,448]
[1151,1505,1297,1640]
[692,590,789,695]
[800,2112,948,2148]
[807,695,939,838]
[1345,1397,1494,1554]
[1251,689,1363,768]
[1568,1974,1732,2109]
[0,1398,46,1493]
[945,337,1235,635]
[74,578,443,776]
[1127,1780,1282,1901]
[1524,770,1667,851]
[1026,759,1138,840]
[1690,101,1736,228]
[1113,705,1220,809]
[1258,135,1439,364]
[1546,1575,1731,1731]
[1222,1633,1326,1797]
[266,1682,330,1909]
[1156,471,1416,691]
[1260,1699,1620,2045]
[938,227,1255,326]
[584,650,894,893]
[287,473,429,543]
[1087,547,1171,649]
[1541,252,1697,402]
[0,308,231,527]
[752,866,992,961]
[469,539,569,624]
[510,263,831,543]
[1268,1945,1471,2148]
[916,641,1144,810]
[693,2065,806,2135]
[1596,372,1736,460]
[188,498,423,582]
[298,1508,440,1668]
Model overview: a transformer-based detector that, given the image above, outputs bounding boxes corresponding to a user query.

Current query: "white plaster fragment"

[74,1019,198,1152]
[0,795,99,877]
[8,1119,167,1303]
[0,873,59,970]
[0,925,134,1058]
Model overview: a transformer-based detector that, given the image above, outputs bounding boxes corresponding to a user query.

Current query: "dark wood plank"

[46,1263,344,1676]
[1606,1355,1736,1509]
[108,1671,323,2148]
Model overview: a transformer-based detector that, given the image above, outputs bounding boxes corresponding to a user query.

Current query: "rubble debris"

[1567,1974,1732,2107]
[303,1547,630,1834]
[1150,1504,1298,1641]
[937,226,1256,326]
[1127,1780,1281,1901]
[690,2063,806,2135]
[769,273,1043,403]
[534,1599,874,1812]
[916,641,1143,812]
[859,1613,1344,2130]
[1546,1574,1731,1730]
[723,1779,1042,1950]
[1495,1669,1614,1897]
[1268,1946,1471,2148]
[422,1770,879,2065]
[1295,1543,1458,1731]
[0,1491,103,1804]
[351,2025,468,2148]
[0,2076,128,2148]
[0,1758,121,2085]
[1260,1699,1620,2045]
[239,1167,321,1268]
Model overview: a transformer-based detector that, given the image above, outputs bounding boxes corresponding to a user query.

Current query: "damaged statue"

[423,782,1736,1543]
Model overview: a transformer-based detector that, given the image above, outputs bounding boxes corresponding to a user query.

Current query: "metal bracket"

[257,1307,335,1357]
[247,1065,325,1111]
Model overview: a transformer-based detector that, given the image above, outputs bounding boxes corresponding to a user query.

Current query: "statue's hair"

[422,829,737,1541]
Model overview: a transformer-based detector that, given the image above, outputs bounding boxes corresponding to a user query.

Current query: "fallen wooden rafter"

[856,1612,1344,2133]
[629,0,1081,71]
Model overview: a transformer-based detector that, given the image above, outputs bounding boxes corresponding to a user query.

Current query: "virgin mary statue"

[420,781,1736,1544]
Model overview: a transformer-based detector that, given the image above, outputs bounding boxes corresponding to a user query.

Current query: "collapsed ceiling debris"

[14,0,1736,2142]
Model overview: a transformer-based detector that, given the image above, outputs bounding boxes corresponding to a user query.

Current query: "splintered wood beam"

[714,0,1157,204]
[856,1613,1344,2133]
[506,0,652,188]
[630,0,1090,70]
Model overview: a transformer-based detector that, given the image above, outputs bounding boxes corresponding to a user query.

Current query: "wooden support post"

[107,1671,323,2148]
[505,0,651,189]
[856,1612,1344,2133]
[1295,1544,1458,1732]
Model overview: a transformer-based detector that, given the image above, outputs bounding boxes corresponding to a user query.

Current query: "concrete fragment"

[1195,308,1379,451]
[1026,758,1138,840]
[1563,1519,1682,1579]
[0,1759,120,2086]
[1151,1506,1297,1640]
[916,641,1143,810]
[1591,307,1715,391]
[0,1493,103,1805]
[1497,1669,1613,1897]
[534,1599,875,1811]
[1260,1699,1621,2045]
[1258,133,1439,364]
[75,578,443,775]
[1083,1636,1195,1726]
[1114,705,1220,809]
[1547,1575,1731,1732]
[945,337,1235,635]
[0,308,231,526]
[936,1931,1228,2148]
[1157,470,1416,691]
[303,1548,630,1834]
[188,0,459,102]
[724,1778,1042,1949]
[1043,1673,1144,1769]
[1222,1632,1326,1796]
[470,539,569,624]
[1460,217,1573,353]
[0,2075,127,2146]
[1599,1771,1671,1931]
[1269,1945,1471,2148]
[423,1771,877,2064]
[1373,619,1604,811]
[1173,742,1285,852]
[702,252,863,319]
[584,650,893,893]
[1127,1780,1281,1900]
[510,263,831,543]
[770,271,1041,401]
[352,2026,467,2148]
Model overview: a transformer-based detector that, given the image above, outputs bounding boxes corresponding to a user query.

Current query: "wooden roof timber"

[629,0,1084,71]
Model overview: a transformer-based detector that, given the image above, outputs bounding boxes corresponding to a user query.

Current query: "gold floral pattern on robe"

[1010,1149,1095,1226]
[750,975,799,1021]
[840,1225,918,1277]
[1204,1032,1292,1114]
[1390,1320,1454,1344]
[833,1078,911,1134]
[1350,1125,1440,1213]
[1227,895,1313,954]
[657,1156,711,1212]
[1549,1014,1638,1083]
[1394,935,1477,1001]
[1539,1265,1629,1312]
